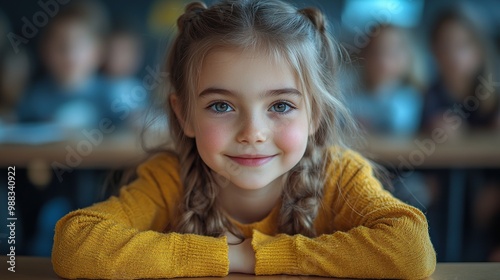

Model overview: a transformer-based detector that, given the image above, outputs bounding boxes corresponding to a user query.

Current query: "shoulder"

[322,146,384,198]
[134,151,182,195]
[137,151,181,180]
[324,147,374,178]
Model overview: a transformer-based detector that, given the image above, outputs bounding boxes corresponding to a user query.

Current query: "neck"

[216,173,284,224]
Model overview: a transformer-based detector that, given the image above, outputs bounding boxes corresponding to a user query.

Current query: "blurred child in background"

[423,8,500,262]
[348,24,424,137]
[17,0,109,129]
[346,24,429,216]
[0,8,28,256]
[0,10,30,124]
[422,9,499,134]
[13,0,111,257]
[101,21,146,130]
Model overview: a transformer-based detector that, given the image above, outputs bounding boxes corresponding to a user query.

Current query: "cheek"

[273,118,309,154]
[194,118,232,156]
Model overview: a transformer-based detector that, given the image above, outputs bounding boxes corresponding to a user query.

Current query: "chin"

[226,176,275,190]
[233,182,270,190]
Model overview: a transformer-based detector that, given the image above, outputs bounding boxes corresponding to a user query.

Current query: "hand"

[228,238,256,274]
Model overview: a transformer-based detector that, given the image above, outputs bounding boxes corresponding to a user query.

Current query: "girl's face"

[184,49,311,190]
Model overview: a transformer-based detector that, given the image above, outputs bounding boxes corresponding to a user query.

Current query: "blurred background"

[0,0,499,262]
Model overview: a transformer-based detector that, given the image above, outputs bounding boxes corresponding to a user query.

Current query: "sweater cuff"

[177,233,229,277]
[251,229,299,275]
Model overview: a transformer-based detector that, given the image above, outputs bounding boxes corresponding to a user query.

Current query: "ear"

[169,94,195,138]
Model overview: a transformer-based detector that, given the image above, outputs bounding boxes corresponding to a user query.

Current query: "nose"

[236,114,268,144]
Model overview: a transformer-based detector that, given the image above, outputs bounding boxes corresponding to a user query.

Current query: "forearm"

[251,216,436,279]
[53,210,229,279]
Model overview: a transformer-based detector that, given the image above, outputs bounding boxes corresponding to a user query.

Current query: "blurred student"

[17,1,109,129]
[14,0,110,257]
[423,8,500,262]
[101,22,146,130]
[0,9,30,255]
[0,10,30,124]
[422,9,499,134]
[346,25,431,229]
[348,24,424,137]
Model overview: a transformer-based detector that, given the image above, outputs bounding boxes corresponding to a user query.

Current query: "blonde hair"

[159,0,357,239]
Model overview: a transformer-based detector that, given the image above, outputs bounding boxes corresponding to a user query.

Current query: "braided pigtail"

[173,138,222,236]
[279,142,328,237]
[277,7,344,237]
[170,2,243,239]
[173,137,243,238]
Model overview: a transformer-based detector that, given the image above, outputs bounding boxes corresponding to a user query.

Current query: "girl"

[52,0,436,278]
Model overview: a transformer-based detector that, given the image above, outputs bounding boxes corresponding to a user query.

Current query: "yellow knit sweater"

[52,148,436,279]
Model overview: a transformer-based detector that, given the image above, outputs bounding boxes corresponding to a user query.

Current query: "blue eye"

[270,102,293,113]
[209,102,234,113]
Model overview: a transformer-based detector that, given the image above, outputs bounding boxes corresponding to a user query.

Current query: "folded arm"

[251,151,436,279]
[52,155,230,279]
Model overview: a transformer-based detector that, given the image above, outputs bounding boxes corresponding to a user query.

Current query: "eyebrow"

[198,87,302,98]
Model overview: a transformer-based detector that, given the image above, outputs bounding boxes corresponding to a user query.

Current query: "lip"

[226,154,277,167]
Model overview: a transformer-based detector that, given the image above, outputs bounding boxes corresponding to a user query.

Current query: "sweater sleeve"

[251,150,436,279]
[52,154,229,279]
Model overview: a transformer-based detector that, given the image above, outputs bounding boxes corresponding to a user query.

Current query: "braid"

[298,7,325,33]
[169,0,245,240]
[176,2,207,34]
[173,136,243,238]
[276,7,341,238]
[176,139,225,237]
[173,138,211,235]
[278,142,328,237]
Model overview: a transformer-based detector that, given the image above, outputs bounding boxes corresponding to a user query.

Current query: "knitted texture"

[52,148,436,279]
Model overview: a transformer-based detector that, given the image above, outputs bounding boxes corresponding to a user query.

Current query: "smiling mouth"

[226,154,277,167]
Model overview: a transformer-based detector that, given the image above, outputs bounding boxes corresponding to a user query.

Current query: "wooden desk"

[1,256,499,280]
[1,133,500,168]
[359,133,500,168]
[1,133,498,263]
[0,134,147,169]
